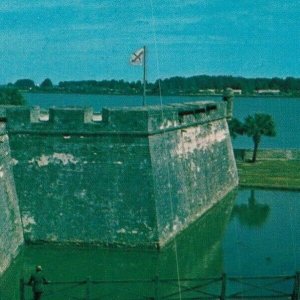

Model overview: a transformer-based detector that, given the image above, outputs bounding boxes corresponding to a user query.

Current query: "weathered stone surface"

[0,124,23,275]
[1,100,238,251]
[150,118,238,246]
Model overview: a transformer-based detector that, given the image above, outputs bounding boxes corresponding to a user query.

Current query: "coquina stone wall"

[0,123,23,275]
[2,101,238,250]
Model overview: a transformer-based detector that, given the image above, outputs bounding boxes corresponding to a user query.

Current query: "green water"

[1,188,300,299]
[224,188,300,276]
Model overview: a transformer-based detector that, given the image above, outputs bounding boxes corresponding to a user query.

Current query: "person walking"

[28,265,49,300]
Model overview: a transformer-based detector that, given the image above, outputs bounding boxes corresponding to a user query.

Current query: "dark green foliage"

[158,75,300,95]
[58,79,144,95]
[0,88,26,105]
[40,78,53,89]
[228,118,244,139]
[9,75,300,95]
[232,114,276,162]
[244,113,276,162]
[57,75,300,95]
[14,79,35,89]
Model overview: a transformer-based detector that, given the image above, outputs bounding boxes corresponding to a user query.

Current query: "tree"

[228,118,244,139]
[243,113,276,162]
[14,79,35,89]
[40,78,53,89]
[0,88,26,105]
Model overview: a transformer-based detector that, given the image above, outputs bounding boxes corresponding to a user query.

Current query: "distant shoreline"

[6,74,300,98]
[22,90,300,99]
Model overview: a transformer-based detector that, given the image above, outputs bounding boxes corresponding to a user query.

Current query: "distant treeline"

[7,75,300,96]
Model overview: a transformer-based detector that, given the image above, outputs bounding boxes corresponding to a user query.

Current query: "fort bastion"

[0,98,238,275]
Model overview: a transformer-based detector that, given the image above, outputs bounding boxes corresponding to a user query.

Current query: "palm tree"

[228,117,244,139]
[243,113,276,162]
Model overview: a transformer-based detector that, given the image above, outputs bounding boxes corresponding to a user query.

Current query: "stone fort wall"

[0,100,238,273]
[0,124,23,275]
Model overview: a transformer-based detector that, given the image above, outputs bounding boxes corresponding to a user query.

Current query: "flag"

[130,47,144,65]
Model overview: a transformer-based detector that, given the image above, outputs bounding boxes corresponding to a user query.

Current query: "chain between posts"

[19,273,298,300]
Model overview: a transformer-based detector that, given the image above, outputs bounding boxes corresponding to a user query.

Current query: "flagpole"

[143,45,146,106]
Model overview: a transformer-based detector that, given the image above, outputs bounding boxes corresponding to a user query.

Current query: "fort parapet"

[4,101,225,133]
[0,100,238,274]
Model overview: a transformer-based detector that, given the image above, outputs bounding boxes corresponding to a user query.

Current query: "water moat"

[1,188,300,299]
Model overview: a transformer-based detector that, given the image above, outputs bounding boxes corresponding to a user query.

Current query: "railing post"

[220,273,226,300]
[154,276,159,300]
[292,272,300,300]
[85,277,91,300]
[19,278,25,300]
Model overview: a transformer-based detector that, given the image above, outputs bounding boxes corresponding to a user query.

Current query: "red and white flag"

[130,47,144,65]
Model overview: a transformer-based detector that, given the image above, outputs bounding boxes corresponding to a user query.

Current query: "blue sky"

[0,0,299,85]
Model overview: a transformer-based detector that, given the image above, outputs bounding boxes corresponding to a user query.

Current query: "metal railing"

[20,272,300,300]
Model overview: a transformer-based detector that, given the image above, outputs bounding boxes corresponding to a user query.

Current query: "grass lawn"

[237,160,300,190]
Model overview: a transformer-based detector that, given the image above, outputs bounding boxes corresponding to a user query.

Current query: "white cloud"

[265,1,300,13]
[0,1,110,12]
[0,1,69,11]
[137,16,205,27]
[154,34,232,46]
[66,24,109,31]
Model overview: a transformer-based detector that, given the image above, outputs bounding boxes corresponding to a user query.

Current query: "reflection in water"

[0,191,236,300]
[232,190,270,227]
[158,191,236,278]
